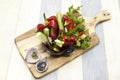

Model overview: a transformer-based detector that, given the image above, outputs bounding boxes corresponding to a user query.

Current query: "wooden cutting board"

[15,10,111,79]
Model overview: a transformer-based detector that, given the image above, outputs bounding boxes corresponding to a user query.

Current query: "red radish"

[37,24,45,32]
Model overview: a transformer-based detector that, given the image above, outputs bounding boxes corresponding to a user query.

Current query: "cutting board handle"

[85,10,111,34]
[93,10,111,26]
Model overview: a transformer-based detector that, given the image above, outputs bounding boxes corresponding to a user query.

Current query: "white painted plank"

[0,0,22,79]
[58,56,83,80]
[6,0,41,80]
[58,0,83,80]
[101,0,120,80]
[81,0,108,80]
[15,0,41,36]
[7,46,34,80]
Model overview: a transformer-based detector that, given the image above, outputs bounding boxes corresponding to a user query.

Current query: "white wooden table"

[0,0,120,80]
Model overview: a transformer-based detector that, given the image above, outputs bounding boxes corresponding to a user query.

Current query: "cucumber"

[56,13,64,31]
[43,28,49,37]
[36,32,48,43]
[53,47,60,52]
[54,39,64,47]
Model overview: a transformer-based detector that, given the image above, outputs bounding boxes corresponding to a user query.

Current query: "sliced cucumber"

[36,32,48,43]
[53,47,60,52]
[54,39,64,47]
[56,13,64,31]
[43,28,49,37]
[76,40,81,47]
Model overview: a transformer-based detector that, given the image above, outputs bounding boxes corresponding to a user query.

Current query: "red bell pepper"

[69,35,76,44]
[44,14,58,30]
[62,34,69,42]
[62,34,76,46]
[66,19,74,31]
[45,15,59,40]
[37,24,45,32]
[63,15,69,20]
[62,34,69,46]
[47,16,58,23]
[63,15,74,31]
[48,20,58,30]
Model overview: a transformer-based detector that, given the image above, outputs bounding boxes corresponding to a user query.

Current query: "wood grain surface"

[15,10,111,78]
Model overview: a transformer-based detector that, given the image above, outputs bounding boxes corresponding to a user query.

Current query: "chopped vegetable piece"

[56,13,64,31]
[69,35,76,44]
[47,16,58,23]
[53,47,60,52]
[50,28,57,40]
[36,32,48,43]
[54,39,64,47]
[37,24,45,32]
[48,20,58,30]
[43,28,49,37]
[63,15,69,20]
[66,25,85,36]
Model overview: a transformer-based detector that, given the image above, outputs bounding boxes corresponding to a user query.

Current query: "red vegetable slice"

[70,35,76,43]
[66,19,74,31]
[48,20,58,30]
[47,16,59,41]
[37,24,45,32]
[62,34,76,46]
[79,31,88,36]
[47,16,58,23]
[50,28,58,40]
[62,34,69,42]
[69,20,74,31]
[51,33,57,40]
[63,15,69,20]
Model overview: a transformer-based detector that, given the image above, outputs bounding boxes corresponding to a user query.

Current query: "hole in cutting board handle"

[94,10,111,24]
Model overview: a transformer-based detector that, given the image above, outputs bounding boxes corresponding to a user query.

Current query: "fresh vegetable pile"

[36,5,91,53]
